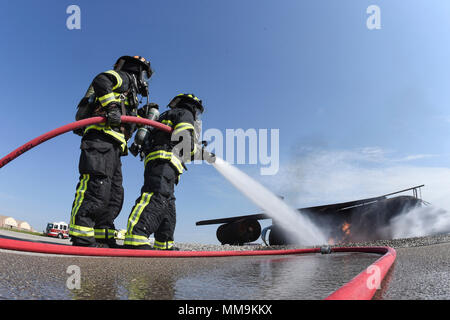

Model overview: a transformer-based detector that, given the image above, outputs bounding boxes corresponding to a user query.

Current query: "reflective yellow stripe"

[173,127,193,135]
[98,92,115,102]
[176,93,201,103]
[70,174,90,225]
[173,122,195,135]
[174,122,194,130]
[144,150,172,166]
[154,240,174,250]
[69,224,94,238]
[84,124,127,152]
[104,70,123,90]
[161,120,173,127]
[70,224,95,232]
[98,92,121,107]
[123,234,151,246]
[94,228,116,239]
[170,156,184,174]
[144,151,184,174]
[147,150,172,157]
[126,192,153,236]
[190,144,197,157]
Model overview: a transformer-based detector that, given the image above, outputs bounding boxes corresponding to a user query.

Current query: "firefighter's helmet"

[114,55,152,78]
[168,93,204,113]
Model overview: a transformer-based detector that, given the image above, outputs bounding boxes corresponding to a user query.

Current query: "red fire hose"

[324,246,396,300]
[0,116,173,169]
[0,118,396,299]
[0,237,319,257]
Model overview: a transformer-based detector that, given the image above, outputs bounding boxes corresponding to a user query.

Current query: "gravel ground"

[174,233,450,251]
[375,242,450,300]
[2,228,449,250]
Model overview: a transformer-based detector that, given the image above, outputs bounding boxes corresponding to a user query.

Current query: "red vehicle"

[46,222,69,239]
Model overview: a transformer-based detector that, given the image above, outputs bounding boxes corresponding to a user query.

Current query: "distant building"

[16,220,31,231]
[0,215,34,231]
[0,215,18,229]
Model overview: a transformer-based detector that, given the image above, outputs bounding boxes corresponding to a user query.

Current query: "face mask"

[136,70,151,96]
[141,70,151,84]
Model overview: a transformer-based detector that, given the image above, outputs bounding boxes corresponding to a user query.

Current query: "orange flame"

[342,222,351,236]
[328,222,352,244]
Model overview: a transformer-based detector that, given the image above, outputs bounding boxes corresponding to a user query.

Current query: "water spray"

[211,157,328,246]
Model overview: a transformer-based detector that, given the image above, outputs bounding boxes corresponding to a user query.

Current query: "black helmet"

[168,93,204,114]
[114,55,153,96]
[114,55,153,77]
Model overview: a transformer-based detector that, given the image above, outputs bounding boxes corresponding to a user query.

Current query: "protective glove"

[105,103,122,127]
[73,128,84,136]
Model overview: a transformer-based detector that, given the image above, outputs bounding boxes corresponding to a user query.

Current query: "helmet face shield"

[194,107,203,120]
[142,70,152,84]
[141,69,153,88]
[137,69,152,96]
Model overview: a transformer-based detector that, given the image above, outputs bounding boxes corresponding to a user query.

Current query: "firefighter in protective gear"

[69,55,153,247]
[124,93,208,250]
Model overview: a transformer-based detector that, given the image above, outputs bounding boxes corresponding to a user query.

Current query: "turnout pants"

[70,131,124,246]
[124,162,177,249]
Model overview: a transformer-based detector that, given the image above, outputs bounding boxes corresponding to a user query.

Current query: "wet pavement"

[0,249,379,300]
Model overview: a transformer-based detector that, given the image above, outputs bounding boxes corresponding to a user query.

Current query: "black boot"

[155,245,180,251]
[72,240,98,248]
[123,244,155,250]
[96,239,121,249]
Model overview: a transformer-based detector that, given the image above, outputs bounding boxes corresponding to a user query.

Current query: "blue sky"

[1,1,450,243]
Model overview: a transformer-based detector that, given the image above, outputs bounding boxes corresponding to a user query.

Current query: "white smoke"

[390,205,450,238]
[262,147,450,239]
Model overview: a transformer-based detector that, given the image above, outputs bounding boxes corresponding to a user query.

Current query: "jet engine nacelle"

[216,218,261,245]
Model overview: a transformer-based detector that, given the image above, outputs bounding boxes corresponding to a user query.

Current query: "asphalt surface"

[0,230,449,300]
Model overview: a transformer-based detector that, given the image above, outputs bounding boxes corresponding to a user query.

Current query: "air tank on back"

[129,104,160,157]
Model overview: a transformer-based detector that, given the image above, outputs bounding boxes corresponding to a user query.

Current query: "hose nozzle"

[203,150,216,164]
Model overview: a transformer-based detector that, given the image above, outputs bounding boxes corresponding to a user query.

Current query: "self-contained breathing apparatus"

[129,103,160,159]
[129,93,215,164]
